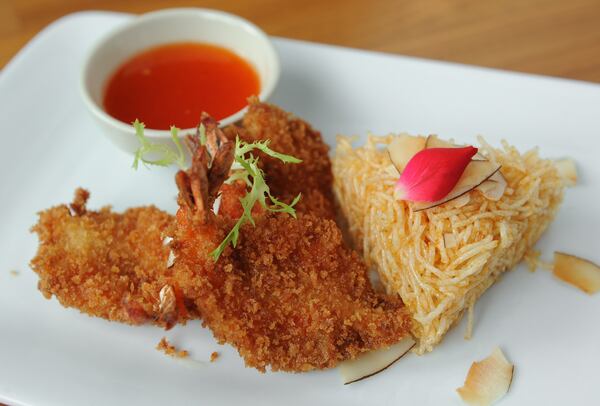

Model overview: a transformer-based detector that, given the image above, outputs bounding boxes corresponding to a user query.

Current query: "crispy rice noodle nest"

[333,134,564,353]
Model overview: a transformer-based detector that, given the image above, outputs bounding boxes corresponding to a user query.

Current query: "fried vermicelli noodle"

[333,134,565,353]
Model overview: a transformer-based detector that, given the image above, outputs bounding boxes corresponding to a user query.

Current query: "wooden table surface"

[2,0,600,83]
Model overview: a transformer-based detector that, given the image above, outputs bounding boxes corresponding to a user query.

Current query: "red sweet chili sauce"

[103,42,260,130]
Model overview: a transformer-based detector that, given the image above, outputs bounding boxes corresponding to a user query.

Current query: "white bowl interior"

[83,8,279,133]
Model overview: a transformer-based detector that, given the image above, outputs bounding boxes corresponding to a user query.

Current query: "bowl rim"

[79,7,280,138]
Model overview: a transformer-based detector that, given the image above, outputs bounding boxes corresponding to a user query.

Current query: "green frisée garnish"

[210,137,302,260]
[131,120,302,262]
[132,119,186,169]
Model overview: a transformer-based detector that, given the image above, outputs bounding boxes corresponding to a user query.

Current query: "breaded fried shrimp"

[30,189,188,327]
[170,122,412,372]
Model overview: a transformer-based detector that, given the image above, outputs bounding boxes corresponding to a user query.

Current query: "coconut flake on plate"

[339,336,415,385]
[553,252,600,294]
[457,347,514,406]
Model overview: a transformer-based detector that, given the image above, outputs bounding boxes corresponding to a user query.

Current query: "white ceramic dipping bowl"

[81,8,280,155]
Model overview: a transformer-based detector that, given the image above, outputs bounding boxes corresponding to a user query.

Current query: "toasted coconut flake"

[476,179,496,194]
[426,135,487,161]
[457,347,514,406]
[476,171,507,201]
[450,193,471,208]
[554,159,577,186]
[339,337,415,384]
[553,252,600,294]
[425,134,453,149]
[388,135,427,172]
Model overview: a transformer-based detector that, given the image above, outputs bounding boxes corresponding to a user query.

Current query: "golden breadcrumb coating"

[30,188,189,327]
[172,212,411,372]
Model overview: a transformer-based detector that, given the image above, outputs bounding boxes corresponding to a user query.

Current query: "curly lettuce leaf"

[235,139,302,164]
[132,120,186,169]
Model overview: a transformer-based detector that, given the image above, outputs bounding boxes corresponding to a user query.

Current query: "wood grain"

[1,0,600,82]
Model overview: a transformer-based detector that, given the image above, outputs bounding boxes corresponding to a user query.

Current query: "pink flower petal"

[395,146,478,202]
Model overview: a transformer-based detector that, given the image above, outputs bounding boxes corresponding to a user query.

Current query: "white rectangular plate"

[1,11,599,406]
